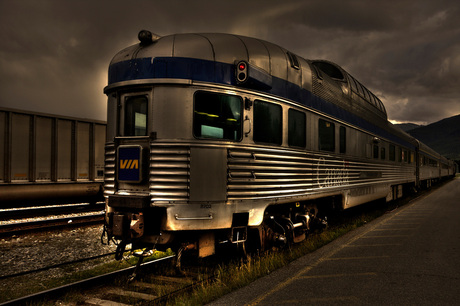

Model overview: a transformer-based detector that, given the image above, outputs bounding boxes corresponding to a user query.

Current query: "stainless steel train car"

[0,108,106,206]
[103,31,455,258]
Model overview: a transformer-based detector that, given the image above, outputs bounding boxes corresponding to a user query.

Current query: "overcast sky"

[1,0,459,125]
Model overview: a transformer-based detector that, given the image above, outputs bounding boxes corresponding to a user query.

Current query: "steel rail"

[0,255,176,306]
[0,213,104,236]
[0,202,105,221]
[0,249,132,281]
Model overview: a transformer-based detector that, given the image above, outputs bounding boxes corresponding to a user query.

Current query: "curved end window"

[312,61,344,81]
[194,91,242,141]
[124,96,148,136]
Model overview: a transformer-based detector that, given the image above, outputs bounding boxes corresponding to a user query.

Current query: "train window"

[379,100,385,112]
[288,109,306,148]
[349,76,359,94]
[363,88,370,101]
[371,95,379,107]
[373,144,379,159]
[377,100,382,111]
[381,147,386,160]
[312,61,344,80]
[398,147,402,162]
[389,145,396,161]
[356,82,365,98]
[124,95,148,136]
[376,100,382,111]
[318,119,335,151]
[254,100,282,145]
[193,91,242,141]
[339,126,346,154]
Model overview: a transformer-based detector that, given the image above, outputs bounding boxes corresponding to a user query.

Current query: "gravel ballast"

[0,224,120,303]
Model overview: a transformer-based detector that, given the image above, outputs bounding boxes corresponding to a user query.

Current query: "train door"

[115,91,151,194]
[190,91,244,202]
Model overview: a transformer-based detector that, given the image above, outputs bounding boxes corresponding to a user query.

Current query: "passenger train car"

[103,30,455,258]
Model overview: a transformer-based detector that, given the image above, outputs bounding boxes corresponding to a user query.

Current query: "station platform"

[209,178,460,305]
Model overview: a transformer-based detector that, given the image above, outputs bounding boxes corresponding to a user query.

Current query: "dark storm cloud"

[264,0,460,124]
[0,0,459,124]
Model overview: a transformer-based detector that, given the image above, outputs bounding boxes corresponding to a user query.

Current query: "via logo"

[120,159,139,169]
[118,146,142,182]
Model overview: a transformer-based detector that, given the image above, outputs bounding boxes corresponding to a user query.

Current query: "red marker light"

[236,61,248,83]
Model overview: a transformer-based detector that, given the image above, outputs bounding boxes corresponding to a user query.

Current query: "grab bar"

[175,214,213,221]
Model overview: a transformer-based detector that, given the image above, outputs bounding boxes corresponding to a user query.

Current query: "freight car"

[0,108,106,206]
[102,31,455,259]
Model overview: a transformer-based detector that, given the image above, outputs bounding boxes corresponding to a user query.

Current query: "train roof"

[108,32,385,112]
[107,31,388,126]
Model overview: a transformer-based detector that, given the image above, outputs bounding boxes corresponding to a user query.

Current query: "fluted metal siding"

[227,147,415,201]
[149,145,190,202]
[103,142,116,197]
[106,143,415,203]
[228,148,315,199]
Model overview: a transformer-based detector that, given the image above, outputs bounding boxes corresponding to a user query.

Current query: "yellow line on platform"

[325,255,389,261]
[360,235,410,238]
[345,243,402,247]
[278,296,360,304]
[299,272,377,279]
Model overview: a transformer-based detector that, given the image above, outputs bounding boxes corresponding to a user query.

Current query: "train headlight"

[236,61,248,84]
[138,30,152,44]
[138,30,161,45]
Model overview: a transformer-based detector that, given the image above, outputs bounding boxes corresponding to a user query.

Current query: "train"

[0,108,106,207]
[102,30,456,259]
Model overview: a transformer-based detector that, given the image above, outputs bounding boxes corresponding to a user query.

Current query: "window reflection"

[194,91,242,141]
[124,96,148,136]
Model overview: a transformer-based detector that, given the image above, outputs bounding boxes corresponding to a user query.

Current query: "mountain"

[395,123,422,132]
[403,114,460,161]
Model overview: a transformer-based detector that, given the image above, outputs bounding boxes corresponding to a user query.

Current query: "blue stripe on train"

[108,57,414,149]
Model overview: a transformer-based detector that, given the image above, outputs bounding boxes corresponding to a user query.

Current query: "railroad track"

[0,254,217,305]
[0,250,127,281]
[0,202,105,236]
[0,243,223,305]
[0,202,105,220]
